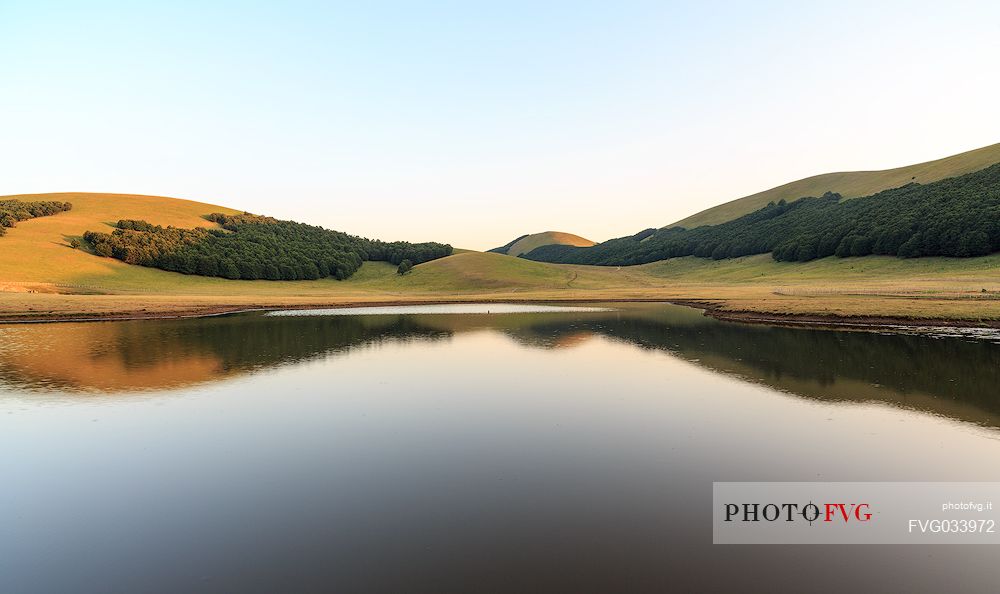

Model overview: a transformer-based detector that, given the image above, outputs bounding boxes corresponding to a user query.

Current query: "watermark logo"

[723,502,872,524]
[714,482,999,544]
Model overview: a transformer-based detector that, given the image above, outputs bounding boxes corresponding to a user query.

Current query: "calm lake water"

[2,303,1000,593]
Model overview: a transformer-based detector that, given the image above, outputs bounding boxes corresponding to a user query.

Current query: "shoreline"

[2,296,999,332]
[685,301,1000,330]
[0,298,674,324]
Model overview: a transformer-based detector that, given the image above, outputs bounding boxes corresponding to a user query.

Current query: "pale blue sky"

[2,1,998,249]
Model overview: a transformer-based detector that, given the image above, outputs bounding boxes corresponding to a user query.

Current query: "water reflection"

[4,303,1000,593]
[0,315,449,393]
[2,303,999,429]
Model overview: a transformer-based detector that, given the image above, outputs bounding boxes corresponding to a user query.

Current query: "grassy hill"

[0,193,614,297]
[491,231,595,256]
[0,192,240,289]
[379,251,637,292]
[525,163,1000,266]
[3,191,1000,326]
[0,191,450,291]
[670,142,1000,229]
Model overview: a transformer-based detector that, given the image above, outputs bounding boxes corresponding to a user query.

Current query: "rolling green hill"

[4,187,1000,327]
[0,192,240,289]
[522,163,1000,266]
[0,192,451,287]
[0,193,605,296]
[489,231,595,256]
[670,142,1000,229]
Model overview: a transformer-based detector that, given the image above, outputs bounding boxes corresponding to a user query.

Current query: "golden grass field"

[670,141,1000,228]
[500,231,595,257]
[0,192,240,289]
[2,192,1000,324]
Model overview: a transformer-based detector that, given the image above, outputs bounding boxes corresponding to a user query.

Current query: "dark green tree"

[82,214,452,281]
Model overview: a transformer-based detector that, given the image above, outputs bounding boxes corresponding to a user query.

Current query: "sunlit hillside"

[491,231,595,257]
[670,142,1000,229]
[2,192,1000,326]
[0,192,240,289]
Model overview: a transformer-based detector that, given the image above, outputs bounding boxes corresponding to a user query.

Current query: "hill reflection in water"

[1,303,998,429]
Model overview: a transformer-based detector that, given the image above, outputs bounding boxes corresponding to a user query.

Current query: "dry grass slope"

[502,231,595,256]
[0,192,240,288]
[3,192,1000,324]
[670,142,1000,229]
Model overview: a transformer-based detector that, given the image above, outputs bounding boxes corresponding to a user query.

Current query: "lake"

[2,303,1000,593]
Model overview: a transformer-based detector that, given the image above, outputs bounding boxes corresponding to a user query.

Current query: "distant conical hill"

[489,231,595,257]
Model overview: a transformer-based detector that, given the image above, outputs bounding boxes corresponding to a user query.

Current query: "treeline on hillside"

[522,163,1000,265]
[0,200,73,237]
[83,213,452,281]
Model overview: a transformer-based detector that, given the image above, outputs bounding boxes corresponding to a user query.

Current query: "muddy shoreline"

[1,297,998,332]
[0,298,673,324]
[678,300,1000,330]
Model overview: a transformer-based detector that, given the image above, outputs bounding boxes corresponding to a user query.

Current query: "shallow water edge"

[3,296,999,335]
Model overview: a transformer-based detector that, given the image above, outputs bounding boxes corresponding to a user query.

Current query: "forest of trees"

[523,163,1000,265]
[83,213,452,280]
[0,199,73,237]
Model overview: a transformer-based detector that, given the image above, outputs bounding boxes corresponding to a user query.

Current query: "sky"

[2,1,999,250]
